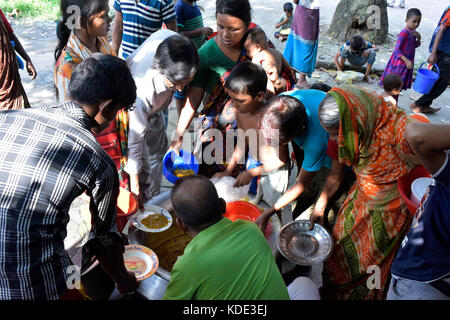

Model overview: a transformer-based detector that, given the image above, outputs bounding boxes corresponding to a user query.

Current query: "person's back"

[164,218,289,299]
[0,103,118,299]
[163,175,288,300]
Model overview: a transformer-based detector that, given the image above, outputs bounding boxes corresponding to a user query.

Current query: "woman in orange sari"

[316,85,428,300]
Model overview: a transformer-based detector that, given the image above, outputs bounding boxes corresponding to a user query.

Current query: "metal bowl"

[277,220,333,266]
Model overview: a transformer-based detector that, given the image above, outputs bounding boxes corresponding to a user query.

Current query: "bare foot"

[409,103,421,113]
[420,106,441,114]
[364,75,374,84]
[295,81,311,89]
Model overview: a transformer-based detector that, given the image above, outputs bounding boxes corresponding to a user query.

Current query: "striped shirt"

[114,0,176,58]
[175,0,205,49]
[0,102,122,300]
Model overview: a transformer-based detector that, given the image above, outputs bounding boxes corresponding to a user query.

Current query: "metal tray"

[277,220,333,266]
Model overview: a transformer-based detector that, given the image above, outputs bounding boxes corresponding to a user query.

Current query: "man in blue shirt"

[410,6,450,114]
[387,122,450,300]
[112,0,178,59]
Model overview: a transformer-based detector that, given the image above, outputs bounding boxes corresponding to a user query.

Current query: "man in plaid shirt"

[0,54,139,299]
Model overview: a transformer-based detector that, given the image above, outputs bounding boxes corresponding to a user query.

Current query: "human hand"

[26,60,37,80]
[169,136,183,156]
[412,31,421,42]
[427,52,437,65]
[116,271,140,295]
[233,171,253,187]
[373,46,380,52]
[309,207,325,231]
[202,27,214,37]
[212,170,231,179]
[255,207,276,233]
[405,59,413,69]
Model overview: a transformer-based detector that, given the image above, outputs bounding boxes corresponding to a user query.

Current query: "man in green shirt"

[163,175,289,300]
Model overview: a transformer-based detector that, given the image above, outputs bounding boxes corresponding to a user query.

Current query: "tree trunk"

[328,0,389,45]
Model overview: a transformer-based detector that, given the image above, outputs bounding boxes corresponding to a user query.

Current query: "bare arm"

[165,18,178,33]
[180,27,214,39]
[309,159,345,229]
[256,168,316,231]
[428,24,447,64]
[95,241,139,294]
[406,122,450,175]
[10,33,36,79]
[333,51,344,71]
[169,85,205,153]
[111,11,123,55]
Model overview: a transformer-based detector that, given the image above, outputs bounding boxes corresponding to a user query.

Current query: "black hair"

[310,83,332,93]
[68,53,136,110]
[283,2,294,12]
[55,0,109,61]
[225,61,267,97]
[350,34,365,51]
[406,8,422,19]
[318,95,340,128]
[382,73,403,92]
[152,35,199,83]
[171,175,223,232]
[259,95,307,145]
[246,27,268,49]
[215,0,252,28]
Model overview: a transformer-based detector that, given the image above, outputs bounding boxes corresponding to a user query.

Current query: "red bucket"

[225,201,272,236]
[116,188,139,232]
[398,166,431,215]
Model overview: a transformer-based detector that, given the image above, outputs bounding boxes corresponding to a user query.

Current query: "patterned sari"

[54,31,129,189]
[322,86,425,300]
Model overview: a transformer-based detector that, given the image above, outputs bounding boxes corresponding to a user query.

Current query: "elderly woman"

[317,85,428,300]
[170,0,292,178]
[125,30,199,207]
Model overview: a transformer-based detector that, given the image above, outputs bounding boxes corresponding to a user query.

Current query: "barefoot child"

[274,2,294,42]
[333,34,379,84]
[380,9,421,94]
[379,73,403,107]
[213,62,290,207]
[244,27,292,95]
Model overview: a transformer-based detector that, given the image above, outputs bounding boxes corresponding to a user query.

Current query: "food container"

[277,220,333,266]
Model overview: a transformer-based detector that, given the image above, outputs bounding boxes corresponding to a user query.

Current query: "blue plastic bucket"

[413,62,440,95]
[162,149,199,184]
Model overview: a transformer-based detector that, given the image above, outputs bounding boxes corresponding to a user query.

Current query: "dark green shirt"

[163,218,289,300]
[189,38,238,94]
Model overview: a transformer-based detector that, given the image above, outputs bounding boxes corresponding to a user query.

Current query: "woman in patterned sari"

[316,85,428,300]
[54,0,129,189]
[170,0,293,178]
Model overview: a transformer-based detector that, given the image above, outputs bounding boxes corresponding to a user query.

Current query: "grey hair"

[318,95,340,128]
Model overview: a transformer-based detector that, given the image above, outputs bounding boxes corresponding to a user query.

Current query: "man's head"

[259,95,307,146]
[153,35,199,92]
[244,27,268,58]
[171,176,226,235]
[68,53,136,134]
[283,2,294,16]
[225,61,267,114]
[349,34,365,53]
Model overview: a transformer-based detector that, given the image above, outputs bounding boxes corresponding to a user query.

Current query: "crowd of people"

[0,0,448,301]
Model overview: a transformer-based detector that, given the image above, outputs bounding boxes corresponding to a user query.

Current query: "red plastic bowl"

[398,166,431,215]
[225,201,272,236]
[116,188,139,232]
